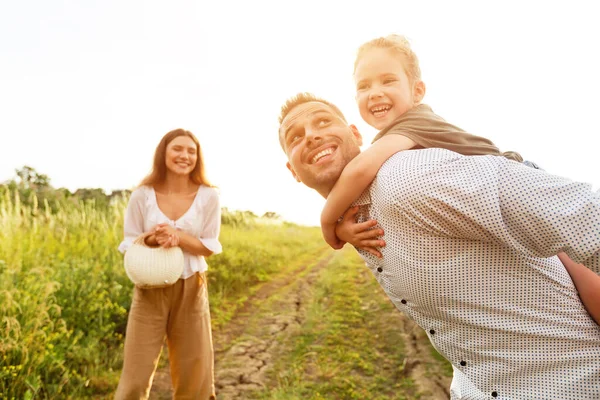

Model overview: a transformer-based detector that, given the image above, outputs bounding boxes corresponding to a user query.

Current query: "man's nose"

[305,127,323,146]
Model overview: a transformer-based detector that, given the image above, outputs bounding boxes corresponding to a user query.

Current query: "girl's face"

[165,136,198,177]
[354,47,424,130]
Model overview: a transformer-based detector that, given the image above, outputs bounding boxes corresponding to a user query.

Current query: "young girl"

[115,129,221,399]
[320,34,600,325]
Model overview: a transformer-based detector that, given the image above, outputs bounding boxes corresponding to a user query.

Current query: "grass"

[0,189,452,399]
[257,249,421,400]
[0,190,326,399]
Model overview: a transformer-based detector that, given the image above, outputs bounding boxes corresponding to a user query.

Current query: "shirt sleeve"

[198,188,223,255]
[494,159,600,272]
[373,104,523,162]
[118,188,146,254]
[395,153,600,273]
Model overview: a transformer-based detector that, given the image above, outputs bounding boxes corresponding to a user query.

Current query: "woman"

[115,129,221,399]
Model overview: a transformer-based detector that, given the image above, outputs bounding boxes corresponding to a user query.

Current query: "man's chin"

[300,168,342,196]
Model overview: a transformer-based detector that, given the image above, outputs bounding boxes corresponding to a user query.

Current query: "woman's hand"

[153,223,180,248]
[336,206,385,258]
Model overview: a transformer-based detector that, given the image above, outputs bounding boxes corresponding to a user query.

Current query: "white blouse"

[118,185,223,279]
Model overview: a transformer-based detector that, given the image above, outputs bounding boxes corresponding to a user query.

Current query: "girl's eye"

[383,78,397,84]
[317,119,330,127]
[356,83,368,91]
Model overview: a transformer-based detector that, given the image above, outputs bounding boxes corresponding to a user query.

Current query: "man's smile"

[307,144,337,165]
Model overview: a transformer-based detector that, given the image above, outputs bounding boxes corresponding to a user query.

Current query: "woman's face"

[165,135,198,177]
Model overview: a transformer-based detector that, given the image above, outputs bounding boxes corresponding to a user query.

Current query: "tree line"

[1,166,281,224]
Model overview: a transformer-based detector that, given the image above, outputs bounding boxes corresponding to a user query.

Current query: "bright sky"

[1,1,599,226]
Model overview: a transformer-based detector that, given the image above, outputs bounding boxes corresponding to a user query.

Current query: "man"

[278,92,600,399]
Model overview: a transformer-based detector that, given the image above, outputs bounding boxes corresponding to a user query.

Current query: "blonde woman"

[116,128,221,399]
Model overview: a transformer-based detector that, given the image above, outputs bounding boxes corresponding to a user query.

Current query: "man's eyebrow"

[310,110,332,117]
[282,109,332,141]
[282,121,298,142]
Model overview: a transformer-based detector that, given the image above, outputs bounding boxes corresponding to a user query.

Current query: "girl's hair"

[139,128,214,188]
[354,34,422,84]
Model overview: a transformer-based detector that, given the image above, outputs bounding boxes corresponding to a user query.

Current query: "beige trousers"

[115,273,216,400]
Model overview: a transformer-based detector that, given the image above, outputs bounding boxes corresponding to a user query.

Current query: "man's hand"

[336,206,385,258]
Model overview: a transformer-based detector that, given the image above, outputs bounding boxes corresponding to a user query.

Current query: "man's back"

[353,148,600,399]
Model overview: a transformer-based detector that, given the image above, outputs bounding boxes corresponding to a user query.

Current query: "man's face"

[279,101,362,197]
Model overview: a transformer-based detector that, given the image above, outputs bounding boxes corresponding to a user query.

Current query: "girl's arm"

[557,252,600,325]
[320,134,416,248]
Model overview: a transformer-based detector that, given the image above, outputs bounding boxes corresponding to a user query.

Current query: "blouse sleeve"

[118,188,146,254]
[198,187,223,255]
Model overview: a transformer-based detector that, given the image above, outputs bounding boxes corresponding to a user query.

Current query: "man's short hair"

[278,92,347,150]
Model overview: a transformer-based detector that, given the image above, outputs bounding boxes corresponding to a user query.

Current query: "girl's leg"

[167,272,216,399]
[115,286,170,400]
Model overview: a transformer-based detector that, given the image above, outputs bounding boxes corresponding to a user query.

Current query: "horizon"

[2,1,599,226]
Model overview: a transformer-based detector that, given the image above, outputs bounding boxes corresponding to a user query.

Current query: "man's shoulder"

[371,148,496,201]
[377,148,463,174]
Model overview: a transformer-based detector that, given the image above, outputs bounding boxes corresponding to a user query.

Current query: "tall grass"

[0,190,325,399]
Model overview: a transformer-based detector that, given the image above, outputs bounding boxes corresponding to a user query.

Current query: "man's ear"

[413,80,426,104]
[286,161,302,182]
[349,124,363,146]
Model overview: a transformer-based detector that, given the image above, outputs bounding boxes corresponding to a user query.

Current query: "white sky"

[1,1,599,226]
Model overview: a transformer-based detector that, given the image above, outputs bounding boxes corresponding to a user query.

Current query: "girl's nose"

[368,88,384,100]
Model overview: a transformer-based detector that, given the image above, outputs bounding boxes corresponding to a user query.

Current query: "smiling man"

[278,92,600,399]
[279,96,360,197]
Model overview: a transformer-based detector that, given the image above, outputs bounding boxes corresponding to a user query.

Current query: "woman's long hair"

[139,128,214,188]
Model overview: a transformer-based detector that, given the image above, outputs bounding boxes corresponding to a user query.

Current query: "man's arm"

[494,160,600,271]
[393,152,600,272]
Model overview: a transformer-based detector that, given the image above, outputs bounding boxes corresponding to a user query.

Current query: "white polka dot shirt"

[353,148,600,399]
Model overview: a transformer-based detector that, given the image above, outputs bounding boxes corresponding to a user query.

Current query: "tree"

[15,165,51,190]
[262,211,281,219]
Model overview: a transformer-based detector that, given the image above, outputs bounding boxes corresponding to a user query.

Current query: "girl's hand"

[321,221,345,250]
[336,206,385,258]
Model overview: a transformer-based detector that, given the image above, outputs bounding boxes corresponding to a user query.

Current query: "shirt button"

[491,391,498,398]
[429,329,435,335]
[460,361,466,366]
[401,299,407,304]
[377,267,383,272]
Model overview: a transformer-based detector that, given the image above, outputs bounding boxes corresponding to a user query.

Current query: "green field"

[0,188,451,399]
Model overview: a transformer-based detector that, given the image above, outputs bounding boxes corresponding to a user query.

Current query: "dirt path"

[149,250,451,399]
